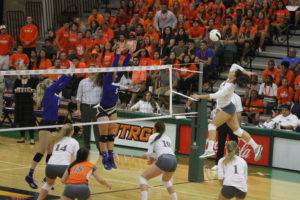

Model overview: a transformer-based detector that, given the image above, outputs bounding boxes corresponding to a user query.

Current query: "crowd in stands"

[0,0,300,130]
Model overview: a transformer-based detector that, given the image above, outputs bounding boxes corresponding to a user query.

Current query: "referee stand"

[188,63,207,182]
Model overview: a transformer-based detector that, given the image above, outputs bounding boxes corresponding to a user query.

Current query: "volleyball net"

[0,63,203,133]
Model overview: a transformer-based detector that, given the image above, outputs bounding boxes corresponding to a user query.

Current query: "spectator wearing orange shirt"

[189,20,204,42]
[238,18,257,59]
[0,25,15,70]
[176,55,198,95]
[129,12,145,29]
[262,60,281,85]
[35,49,52,70]
[280,61,295,87]
[46,58,62,81]
[74,32,87,59]
[221,16,239,60]
[55,22,70,53]
[144,25,160,42]
[99,42,115,68]
[176,14,191,31]
[83,30,94,53]
[133,49,151,67]
[102,22,114,42]
[142,36,155,58]
[255,11,270,52]
[184,4,198,22]
[104,10,116,27]
[20,16,38,57]
[271,1,290,36]
[9,45,29,70]
[198,0,214,15]
[68,23,79,54]
[277,77,294,106]
[115,8,130,26]
[87,8,105,26]
[244,90,264,124]
[60,51,73,69]
[143,10,155,31]
[94,29,108,49]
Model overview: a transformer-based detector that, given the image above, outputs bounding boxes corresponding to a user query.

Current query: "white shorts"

[0,55,9,70]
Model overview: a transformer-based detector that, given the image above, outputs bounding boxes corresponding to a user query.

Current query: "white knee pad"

[208,123,217,131]
[233,128,244,137]
[42,182,52,192]
[139,176,148,185]
[162,181,173,188]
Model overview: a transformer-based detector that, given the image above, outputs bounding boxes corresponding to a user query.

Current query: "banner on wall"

[91,118,177,150]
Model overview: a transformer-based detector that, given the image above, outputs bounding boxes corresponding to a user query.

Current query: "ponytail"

[36,79,52,107]
[222,141,239,166]
[68,147,90,174]
[151,121,166,144]
[51,123,73,146]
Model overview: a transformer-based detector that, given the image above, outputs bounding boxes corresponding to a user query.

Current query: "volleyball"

[209,29,221,42]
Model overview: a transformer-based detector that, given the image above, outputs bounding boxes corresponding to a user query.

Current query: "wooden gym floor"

[0,136,300,200]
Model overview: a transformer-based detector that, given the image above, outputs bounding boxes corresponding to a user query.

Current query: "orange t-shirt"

[144,19,154,31]
[184,9,198,22]
[244,99,264,113]
[20,24,38,48]
[143,32,160,42]
[0,34,16,55]
[139,57,151,66]
[239,26,257,39]
[283,70,295,86]
[68,32,78,51]
[61,59,71,69]
[83,38,95,51]
[76,62,88,77]
[93,37,109,48]
[189,26,205,38]
[103,28,114,41]
[100,52,115,67]
[198,2,214,13]
[74,39,87,58]
[222,24,239,39]
[262,68,281,85]
[66,161,96,184]
[255,18,270,31]
[56,28,70,51]
[36,58,52,70]
[275,9,290,23]
[10,53,29,69]
[45,66,60,80]
[294,75,300,88]
[177,22,191,31]
[175,64,197,77]
[87,14,105,25]
[132,70,147,84]
[277,86,294,105]
[86,59,101,68]
[148,59,162,66]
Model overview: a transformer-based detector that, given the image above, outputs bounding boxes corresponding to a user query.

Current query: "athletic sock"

[207,140,215,151]
[170,192,178,200]
[141,191,148,200]
[101,151,108,158]
[29,168,34,177]
[248,138,259,150]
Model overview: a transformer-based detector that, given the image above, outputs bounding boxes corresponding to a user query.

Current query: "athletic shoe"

[25,175,38,189]
[42,177,54,190]
[199,150,215,159]
[258,48,262,53]
[254,145,263,161]
[211,165,218,171]
[17,139,25,143]
[102,157,112,170]
[108,156,117,169]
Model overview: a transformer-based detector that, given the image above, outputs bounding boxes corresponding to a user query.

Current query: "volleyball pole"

[188,63,207,182]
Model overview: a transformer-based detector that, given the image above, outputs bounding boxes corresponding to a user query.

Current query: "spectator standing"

[0,25,15,70]
[277,77,294,106]
[55,22,70,53]
[87,8,104,26]
[20,16,38,58]
[154,3,177,32]
[75,69,102,152]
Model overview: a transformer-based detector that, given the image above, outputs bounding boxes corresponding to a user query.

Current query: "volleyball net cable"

[0,63,202,133]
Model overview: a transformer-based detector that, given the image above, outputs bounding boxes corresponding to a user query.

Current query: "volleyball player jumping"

[37,123,79,200]
[96,49,132,170]
[25,73,72,189]
[139,121,178,200]
[187,64,263,161]
[218,141,248,200]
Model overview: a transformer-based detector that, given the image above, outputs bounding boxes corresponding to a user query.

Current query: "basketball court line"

[0,161,27,167]
[0,166,29,172]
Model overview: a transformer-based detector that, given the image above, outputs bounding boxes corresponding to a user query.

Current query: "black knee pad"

[33,153,44,162]
[100,135,108,142]
[46,154,52,163]
[107,135,115,142]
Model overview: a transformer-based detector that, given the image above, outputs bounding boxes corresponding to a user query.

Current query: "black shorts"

[96,103,116,119]
[221,186,247,199]
[221,102,236,115]
[155,154,177,172]
[46,165,68,179]
[39,120,58,132]
[63,184,90,200]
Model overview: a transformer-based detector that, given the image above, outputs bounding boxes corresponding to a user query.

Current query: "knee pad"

[233,128,244,137]
[33,153,44,162]
[107,135,114,142]
[208,123,217,131]
[138,176,148,185]
[100,135,108,143]
[42,182,52,192]
[162,181,173,188]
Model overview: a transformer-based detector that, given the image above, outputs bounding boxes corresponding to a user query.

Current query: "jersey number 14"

[55,144,67,151]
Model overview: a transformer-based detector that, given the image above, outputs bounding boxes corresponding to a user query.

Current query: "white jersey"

[48,137,80,165]
[218,155,248,192]
[211,93,243,118]
[146,133,174,158]
[210,64,245,108]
